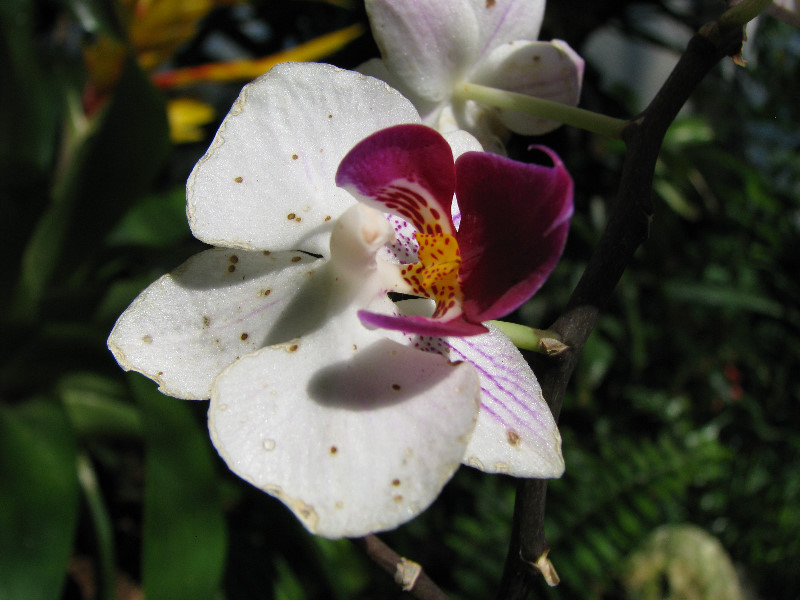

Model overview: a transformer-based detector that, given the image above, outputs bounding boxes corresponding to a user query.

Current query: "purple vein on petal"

[405,332,550,435]
[478,0,518,59]
[443,338,551,434]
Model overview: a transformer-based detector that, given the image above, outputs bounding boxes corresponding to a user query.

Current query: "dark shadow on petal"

[169,247,344,346]
[171,248,319,290]
[308,338,456,411]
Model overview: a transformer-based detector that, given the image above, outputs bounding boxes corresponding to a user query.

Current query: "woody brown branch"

[495,19,745,600]
[352,535,452,600]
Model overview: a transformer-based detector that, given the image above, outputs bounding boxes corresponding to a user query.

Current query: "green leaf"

[16,57,169,320]
[0,0,63,311]
[0,0,62,173]
[59,372,143,439]
[662,116,715,150]
[133,375,227,600]
[0,400,79,600]
[106,186,190,248]
[58,0,125,38]
[662,281,783,317]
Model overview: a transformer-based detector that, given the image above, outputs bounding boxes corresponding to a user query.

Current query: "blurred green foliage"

[0,1,798,599]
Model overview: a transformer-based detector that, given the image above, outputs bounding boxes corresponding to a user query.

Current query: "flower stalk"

[489,321,567,354]
[455,82,628,139]
[720,0,773,27]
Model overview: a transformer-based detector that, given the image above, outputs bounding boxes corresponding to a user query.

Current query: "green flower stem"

[77,453,116,600]
[456,82,628,139]
[490,320,568,354]
[719,0,772,27]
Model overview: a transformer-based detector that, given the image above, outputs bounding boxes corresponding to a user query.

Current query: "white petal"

[472,40,584,135]
[208,311,481,538]
[187,62,420,256]
[470,0,546,58]
[365,0,480,102]
[443,323,564,478]
[442,129,483,227]
[108,248,320,399]
[442,129,483,158]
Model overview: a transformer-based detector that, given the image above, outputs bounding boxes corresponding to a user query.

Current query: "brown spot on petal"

[486,0,496,6]
[291,256,302,263]
[393,495,403,503]
[292,154,298,160]
[507,430,521,446]
[392,479,401,487]
[227,265,236,273]
[142,335,153,343]
[287,212,296,220]
[288,344,298,352]
[324,215,331,222]
[229,254,239,264]
[329,446,338,454]
[202,316,211,327]
[259,289,271,297]
[328,114,333,119]
[240,333,249,341]
[391,384,401,391]
[294,217,302,222]
[234,176,243,183]
[262,250,271,256]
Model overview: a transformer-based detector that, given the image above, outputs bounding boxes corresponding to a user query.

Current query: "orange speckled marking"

[401,233,463,318]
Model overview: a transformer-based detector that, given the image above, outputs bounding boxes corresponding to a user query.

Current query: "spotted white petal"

[471,39,584,135]
[187,62,420,256]
[108,248,320,399]
[208,308,481,538]
[445,323,563,478]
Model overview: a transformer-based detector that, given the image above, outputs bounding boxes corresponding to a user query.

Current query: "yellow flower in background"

[81,0,364,143]
[166,97,216,143]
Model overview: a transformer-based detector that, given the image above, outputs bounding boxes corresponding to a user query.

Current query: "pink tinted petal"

[358,310,488,337]
[472,40,585,135]
[471,0,546,57]
[336,124,457,236]
[365,0,480,102]
[455,148,573,322]
[446,324,564,477]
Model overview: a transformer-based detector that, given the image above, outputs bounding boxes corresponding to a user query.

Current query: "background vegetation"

[1,0,798,598]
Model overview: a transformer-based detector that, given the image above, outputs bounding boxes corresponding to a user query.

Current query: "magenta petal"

[455,148,573,322]
[358,310,488,337]
[336,124,457,235]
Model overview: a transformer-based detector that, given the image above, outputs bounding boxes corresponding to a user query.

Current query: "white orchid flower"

[360,0,585,152]
[108,62,572,538]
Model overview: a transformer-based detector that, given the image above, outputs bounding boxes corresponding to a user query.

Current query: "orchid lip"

[337,123,574,337]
